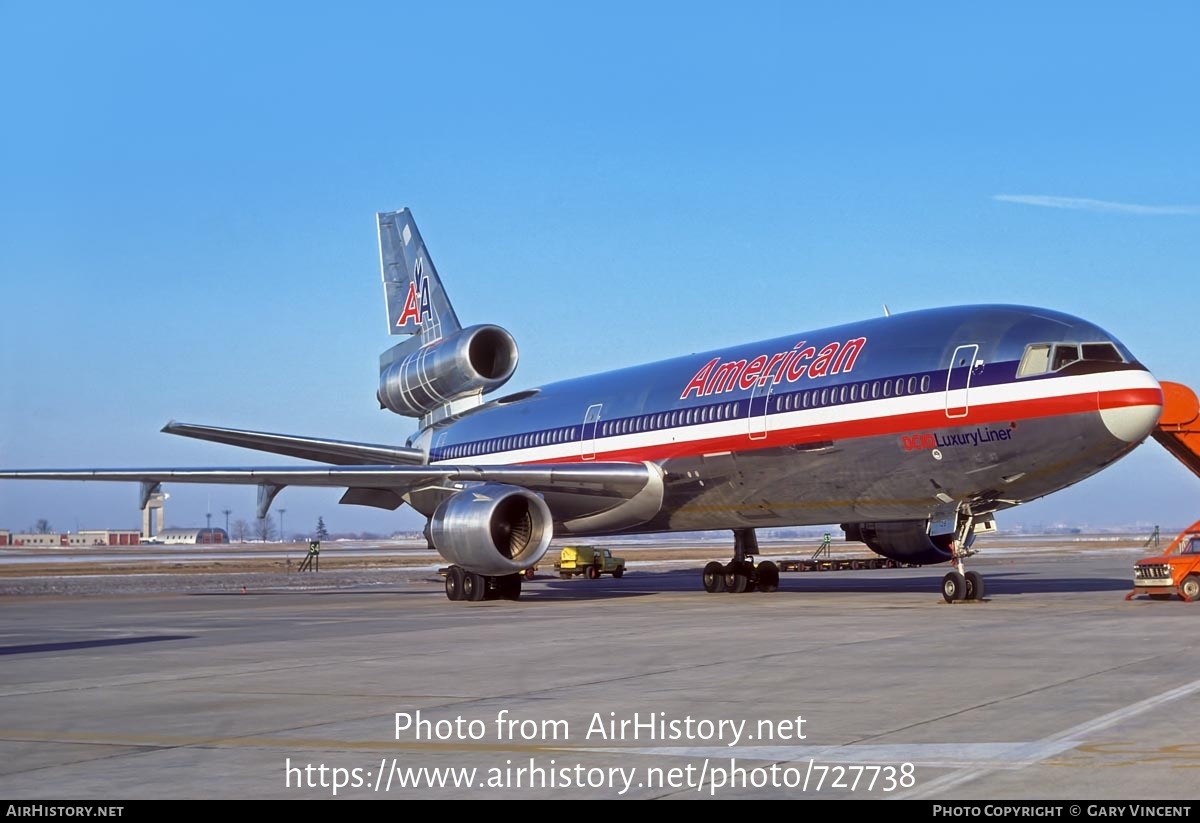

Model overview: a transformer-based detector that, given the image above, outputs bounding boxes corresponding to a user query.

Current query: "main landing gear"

[702,528,780,594]
[443,565,523,602]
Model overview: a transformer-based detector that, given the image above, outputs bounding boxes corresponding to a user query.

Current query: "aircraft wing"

[0,462,664,529]
[160,421,427,466]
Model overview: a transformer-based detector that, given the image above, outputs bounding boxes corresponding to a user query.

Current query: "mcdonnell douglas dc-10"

[1,209,1164,603]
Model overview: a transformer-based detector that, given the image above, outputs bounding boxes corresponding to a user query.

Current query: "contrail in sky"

[993,194,1199,216]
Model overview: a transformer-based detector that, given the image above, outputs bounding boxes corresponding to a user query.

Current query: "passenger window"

[907,377,917,394]
[920,375,930,392]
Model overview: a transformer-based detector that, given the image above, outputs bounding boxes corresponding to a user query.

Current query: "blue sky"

[2,2,1198,538]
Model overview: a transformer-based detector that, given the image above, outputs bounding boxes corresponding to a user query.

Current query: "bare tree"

[253,516,277,543]
[35,518,52,534]
[232,519,250,543]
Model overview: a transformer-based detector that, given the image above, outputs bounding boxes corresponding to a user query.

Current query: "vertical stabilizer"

[378,209,462,344]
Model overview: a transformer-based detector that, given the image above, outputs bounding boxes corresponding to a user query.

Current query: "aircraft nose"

[1098,373,1164,443]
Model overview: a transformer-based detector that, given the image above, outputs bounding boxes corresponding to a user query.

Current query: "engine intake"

[428,483,553,576]
[842,520,954,566]
[378,324,518,417]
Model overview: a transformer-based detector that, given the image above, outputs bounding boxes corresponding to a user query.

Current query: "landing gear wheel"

[586,565,600,580]
[1181,575,1200,602]
[523,567,535,580]
[756,561,779,593]
[942,571,967,603]
[445,565,464,601]
[463,571,487,602]
[725,570,749,593]
[702,561,726,593]
[964,570,985,601]
[497,573,522,601]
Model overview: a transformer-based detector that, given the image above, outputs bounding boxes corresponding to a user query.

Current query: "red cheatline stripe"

[525,386,1162,466]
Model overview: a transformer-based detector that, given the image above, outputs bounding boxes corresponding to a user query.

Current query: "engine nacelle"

[842,520,954,565]
[428,483,553,576]
[378,324,518,417]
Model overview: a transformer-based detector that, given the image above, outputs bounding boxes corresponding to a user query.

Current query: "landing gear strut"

[444,565,523,602]
[940,513,987,603]
[701,528,779,594]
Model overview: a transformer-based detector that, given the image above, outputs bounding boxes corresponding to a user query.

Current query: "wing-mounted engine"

[427,483,553,576]
[378,324,519,419]
[842,511,996,566]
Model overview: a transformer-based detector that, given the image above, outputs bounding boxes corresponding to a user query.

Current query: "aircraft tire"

[725,571,749,594]
[756,561,780,593]
[942,571,967,603]
[702,562,726,593]
[445,566,465,601]
[498,573,522,601]
[964,570,985,601]
[464,572,487,602]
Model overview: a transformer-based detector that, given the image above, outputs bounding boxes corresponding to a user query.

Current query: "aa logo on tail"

[398,257,435,327]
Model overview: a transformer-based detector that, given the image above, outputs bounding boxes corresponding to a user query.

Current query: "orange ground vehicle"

[1128,382,1200,602]
[1128,519,1200,602]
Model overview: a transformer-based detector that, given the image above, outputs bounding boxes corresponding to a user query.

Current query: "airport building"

[5,529,143,547]
[153,528,229,545]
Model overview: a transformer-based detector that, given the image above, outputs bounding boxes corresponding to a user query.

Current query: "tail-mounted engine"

[427,483,553,576]
[378,324,518,418]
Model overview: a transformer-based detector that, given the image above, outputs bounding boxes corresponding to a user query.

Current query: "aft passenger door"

[945,344,980,419]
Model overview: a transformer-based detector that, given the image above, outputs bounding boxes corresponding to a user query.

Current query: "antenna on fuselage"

[883,304,891,317]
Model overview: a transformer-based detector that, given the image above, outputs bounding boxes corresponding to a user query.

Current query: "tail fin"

[377,209,462,344]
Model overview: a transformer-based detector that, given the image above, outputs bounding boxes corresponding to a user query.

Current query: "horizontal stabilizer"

[161,421,427,466]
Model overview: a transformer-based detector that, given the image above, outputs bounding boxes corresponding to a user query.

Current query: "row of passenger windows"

[438,374,935,459]
[597,401,742,437]
[773,374,932,412]
[439,426,578,460]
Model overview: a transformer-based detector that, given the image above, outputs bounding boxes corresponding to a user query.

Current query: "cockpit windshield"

[1017,341,1125,378]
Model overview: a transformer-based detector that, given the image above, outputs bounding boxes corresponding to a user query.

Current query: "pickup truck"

[555,545,626,580]
[1128,519,1200,602]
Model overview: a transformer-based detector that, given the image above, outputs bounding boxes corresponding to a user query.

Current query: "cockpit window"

[1081,343,1123,363]
[1051,344,1079,371]
[1017,341,1127,378]
[1016,344,1051,377]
